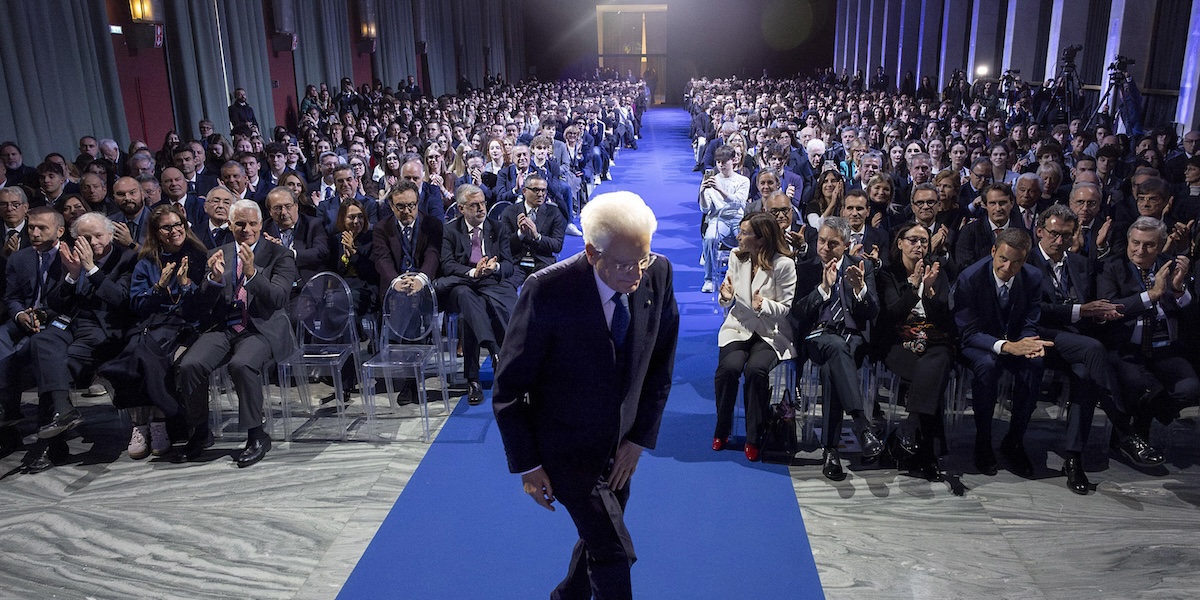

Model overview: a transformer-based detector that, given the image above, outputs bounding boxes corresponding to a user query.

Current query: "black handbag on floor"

[759,387,798,464]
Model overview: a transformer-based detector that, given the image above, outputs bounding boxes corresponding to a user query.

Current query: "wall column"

[1043,0,1090,84]
[1176,0,1200,131]
[896,0,921,84]
[1002,0,1043,80]
[916,0,944,82]
[938,0,970,89]
[967,0,1001,78]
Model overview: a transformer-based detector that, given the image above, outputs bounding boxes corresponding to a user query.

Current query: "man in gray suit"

[176,195,296,467]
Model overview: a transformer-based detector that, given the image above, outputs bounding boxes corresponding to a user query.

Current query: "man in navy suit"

[157,167,206,228]
[434,184,518,405]
[791,216,881,480]
[499,173,565,285]
[1012,174,1051,234]
[191,186,235,250]
[955,182,1019,273]
[263,187,329,293]
[0,207,64,458]
[321,164,381,235]
[26,213,138,472]
[454,150,496,206]
[1029,205,1162,494]
[495,191,678,600]
[841,190,889,267]
[954,227,1052,477]
[176,199,297,467]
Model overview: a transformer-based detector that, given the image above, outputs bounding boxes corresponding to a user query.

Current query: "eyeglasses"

[0,201,24,209]
[602,252,657,274]
[158,221,185,233]
[767,207,792,216]
[525,187,548,194]
[901,236,930,246]
[392,202,418,212]
[460,201,486,211]
[912,199,938,207]
[1042,229,1074,241]
[269,203,296,213]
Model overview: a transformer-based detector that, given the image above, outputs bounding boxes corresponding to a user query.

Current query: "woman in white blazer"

[713,212,797,461]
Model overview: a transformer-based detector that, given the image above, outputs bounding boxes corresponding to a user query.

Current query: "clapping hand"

[1096,217,1112,248]
[474,256,498,278]
[844,262,865,293]
[752,288,764,312]
[60,241,83,279]
[207,249,225,282]
[2,234,19,257]
[821,259,839,292]
[341,230,356,256]
[237,243,256,278]
[718,276,734,303]
[113,222,133,247]
[177,256,192,287]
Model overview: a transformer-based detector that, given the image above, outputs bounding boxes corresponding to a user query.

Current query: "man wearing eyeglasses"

[373,180,442,298]
[263,187,329,292]
[955,183,1019,273]
[191,186,235,250]
[1028,205,1162,494]
[434,184,517,405]
[323,164,381,235]
[495,192,678,600]
[499,173,565,285]
[959,157,995,217]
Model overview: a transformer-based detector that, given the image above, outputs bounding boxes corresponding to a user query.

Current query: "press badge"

[51,315,72,330]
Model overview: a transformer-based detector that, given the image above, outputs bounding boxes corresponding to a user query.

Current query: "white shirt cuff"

[992,340,1005,355]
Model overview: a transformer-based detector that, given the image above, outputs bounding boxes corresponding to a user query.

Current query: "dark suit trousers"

[551,477,635,600]
[30,322,115,421]
[1110,350,1200,433]
[446,285,505,380]
[0,322,33,419]
[883,344,952,416]
[1044,331,1130,452]
[177,329,272,430]
[714,335,779,443]
[960,347,1043,443]
[805,332,867,448]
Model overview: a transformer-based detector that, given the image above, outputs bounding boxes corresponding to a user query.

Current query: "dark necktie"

[6,229,18,242]
[280,228,294,250]
[528,207,537,225]
[1056,263,1071,301]
[401,224,415,271]
[611,292,629,350]
[998,283,1010,310]
[212,227,222,246]
[128,221,139,243]
[232,257,249,333]
[35,251,50,307]
[324,187,334,203]
[1140,269,1157,356]
[469,226,483,264]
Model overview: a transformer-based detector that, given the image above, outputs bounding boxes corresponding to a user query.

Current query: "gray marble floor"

[6,384,1200,599]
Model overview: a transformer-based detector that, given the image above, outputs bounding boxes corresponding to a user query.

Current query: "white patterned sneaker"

[128,425,150,460]
[149,421,170,456]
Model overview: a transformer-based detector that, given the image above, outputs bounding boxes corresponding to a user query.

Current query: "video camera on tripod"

[1109,55,1136,82]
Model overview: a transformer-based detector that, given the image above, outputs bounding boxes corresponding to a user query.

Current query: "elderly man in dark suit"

[791,216,881,480]
[191,185,235,250]
[499,173,565,285]
[1029,205,1163,494]
[23,212,138,472]
[434,184,517,405]
[398,155,445,222]
[263,187,329,293]
[954,227,1052,477]
[372,180,442,299]
[955,182,1020,273]
[0,207,64,459]
[175,199,297,467]
[157,167,206,228]
[495,191,678,600]
[1097,216,1198,447]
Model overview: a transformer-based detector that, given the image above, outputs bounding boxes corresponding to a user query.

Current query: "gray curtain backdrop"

[164,0,233,140]
[503,0,526,82]
[484,0,507,81]
[422,0,458,96]
[294,0,354,100]
[220,0,276,134]
[453,0,486,89]
[0,0,128,161]
[374,0,418,91]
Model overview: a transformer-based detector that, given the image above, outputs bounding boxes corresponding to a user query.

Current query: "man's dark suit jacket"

[265,213,330,289]
[493,252,679,490]
[435,216,518,305]
[46,244,138,339]
[419,183,445,222]
[1027,249,1096,337]
[371,213,443,296]
[1096,254,1190,349]
[1011,200,1052,234]
[4,245,64,323]
[790,254,879,345]
[155,194,206,228]
[192,219,233,250]
[849,225,891,266]
[498,201,565,276]
[108,207,152,248]
[954,215,1018,273]
[495,162,566,206]
[319,193,381,235]
[454,174,496,206]
[953,257,1042,354]
[195,240,297,365]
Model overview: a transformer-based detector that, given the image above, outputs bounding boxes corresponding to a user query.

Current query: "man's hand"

[845,262,865,294]
[393,274,426,296]
[474,256,497,278]
[1171,256,1191,293]
[517,213,540,238]
[1095,217,1112,249]
[16,308,41,333]
[238,242,256,278]
[207,249,225,282]
[1149,261,1173,300]
[1081,299,1123,320]
[609,440,643,491]
[521,467,556,511]
[112,222,133,247]
[2,234,19,257]
[60,242,82,279]
[785,184,796,199]
[931,225,949,254]
[262,232,283,246]
[821,259,838,292]
[1002,336,1054,358]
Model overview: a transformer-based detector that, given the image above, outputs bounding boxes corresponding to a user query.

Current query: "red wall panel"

[264,2,298,132]
[106,0,176,150]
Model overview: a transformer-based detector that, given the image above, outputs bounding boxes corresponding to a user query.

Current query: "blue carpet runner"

[338,108,825,599]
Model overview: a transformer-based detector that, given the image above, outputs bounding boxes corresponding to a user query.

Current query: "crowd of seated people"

[690,74,1199,494]
[0,75,650,472]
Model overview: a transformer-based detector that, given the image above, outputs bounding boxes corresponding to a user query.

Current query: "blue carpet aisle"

[338,109,825,599]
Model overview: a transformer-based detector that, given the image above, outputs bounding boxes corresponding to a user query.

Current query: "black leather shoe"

[1113,434,1165,466]
[182,427,214,461]
[890,429,919,458]
[821,448,846,481]
[23,440,69,474]
[914,453,943,482]
[1000,437,1034,478]
[37,409,83,439]
[1062,457,1090,495]
[975,440,998,476]
[467,380,484,406]
[236,435,272,468]
[857,427,883,461]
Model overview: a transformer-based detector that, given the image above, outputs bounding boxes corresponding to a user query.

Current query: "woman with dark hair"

[713,212,796,461]
[377,150,404,193]
[108,204,209,459]
[205,134,233,172]
[56,194,88,245]
[156,130,181,168]
[804,169,846,228]
[299,85,320,116]
[875,221,956,479]
[279,171,318,218]
[331,198,380,319]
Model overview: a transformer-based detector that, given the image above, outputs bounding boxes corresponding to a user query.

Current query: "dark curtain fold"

[484,0,507,80]
[164,0,233,140]
[503,0,526,82]
[0,0,128,160]
[453,0,486,89]
[220,0,276,132]
[294,0,354,100]
[422,0,457,96]
[374,0,418,91]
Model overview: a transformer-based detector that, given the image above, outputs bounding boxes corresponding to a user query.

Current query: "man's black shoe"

[975,440,998,476]
[236,435,271,468]
[1000,437,1034,478]
[821,448,846,481]
[37,410,83,439]
[182,427,214,461]
[857,427,883,461]
[1062,457,1090,495]
[23,440,69,474]
[467,380,484,406]
[1112,433,1165,466]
